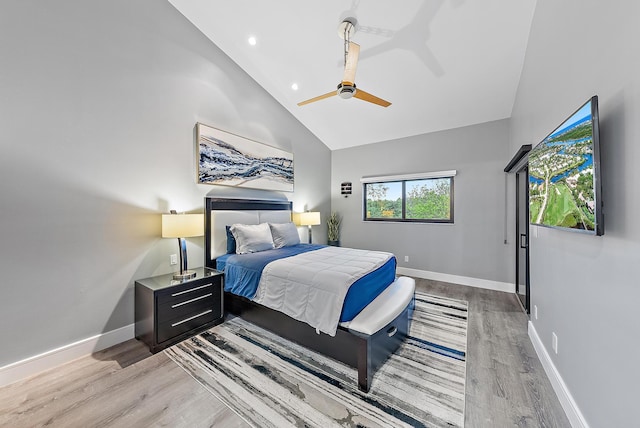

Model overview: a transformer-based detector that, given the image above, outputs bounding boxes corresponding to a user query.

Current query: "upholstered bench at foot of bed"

[342,276,415,335]
[343,276,415,392]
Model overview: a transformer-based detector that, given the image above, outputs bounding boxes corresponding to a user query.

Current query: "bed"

[204,190,415,392]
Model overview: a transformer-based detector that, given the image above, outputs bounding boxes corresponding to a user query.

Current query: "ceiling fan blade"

[297,90,337,106]
[354,88,392,107]
[342,42,360,85]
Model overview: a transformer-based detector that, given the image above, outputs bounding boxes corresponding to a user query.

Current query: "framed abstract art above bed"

[196,123,294,192]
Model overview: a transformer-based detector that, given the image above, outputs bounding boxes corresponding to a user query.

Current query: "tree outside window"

[364,177,453,223]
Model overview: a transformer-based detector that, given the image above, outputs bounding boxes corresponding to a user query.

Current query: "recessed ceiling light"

[247,36,257,46]
[291,83,299,91]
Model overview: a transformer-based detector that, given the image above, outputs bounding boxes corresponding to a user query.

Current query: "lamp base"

[173,270,197,280]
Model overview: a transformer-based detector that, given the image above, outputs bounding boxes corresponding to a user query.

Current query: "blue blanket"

[218,244,324,298]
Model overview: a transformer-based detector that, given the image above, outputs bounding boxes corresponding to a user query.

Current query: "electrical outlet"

[404,256,409,263]
[552,332,558,354]
[534,305,538,320]
[170,254,178,265]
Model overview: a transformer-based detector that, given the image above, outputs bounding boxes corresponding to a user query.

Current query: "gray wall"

[0,0,330,367]
[509,1,640,426]
[331,119,512,284]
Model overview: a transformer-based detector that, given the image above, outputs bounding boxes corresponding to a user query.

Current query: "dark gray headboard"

[204,190,293,270]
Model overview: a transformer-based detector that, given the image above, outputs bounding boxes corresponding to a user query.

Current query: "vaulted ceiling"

[169,0,537,150]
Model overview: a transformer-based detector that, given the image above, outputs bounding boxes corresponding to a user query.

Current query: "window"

[362,171,455,223]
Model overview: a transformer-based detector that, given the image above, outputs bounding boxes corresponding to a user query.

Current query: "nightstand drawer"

[156,279,219,307]
[157,288,219,324]
[157,309,218,344]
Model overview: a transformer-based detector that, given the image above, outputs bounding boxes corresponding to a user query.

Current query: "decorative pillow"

[225,226,236,254]
[269,222,300,249]
[230,223,275,254]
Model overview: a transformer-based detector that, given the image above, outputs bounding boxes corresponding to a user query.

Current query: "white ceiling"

[169,0,537,150]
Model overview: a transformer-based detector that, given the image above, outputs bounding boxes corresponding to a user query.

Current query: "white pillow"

[230,223,274,254]
[269,222,300,248]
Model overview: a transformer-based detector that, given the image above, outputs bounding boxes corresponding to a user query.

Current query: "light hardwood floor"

[0,340,249,427]
[415,278,570,427]
[0,279,570,427]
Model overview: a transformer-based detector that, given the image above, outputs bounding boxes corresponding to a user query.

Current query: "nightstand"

[135,267,223,353]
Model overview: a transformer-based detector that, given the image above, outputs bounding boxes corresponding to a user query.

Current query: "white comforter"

[252,246,394,336]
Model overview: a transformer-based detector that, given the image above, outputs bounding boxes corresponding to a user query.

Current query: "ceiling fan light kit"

[337,83,356,99]
[297,17,391,108]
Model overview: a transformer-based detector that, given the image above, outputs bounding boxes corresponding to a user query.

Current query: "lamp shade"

[297,211,321,226]
[162,213,204,238]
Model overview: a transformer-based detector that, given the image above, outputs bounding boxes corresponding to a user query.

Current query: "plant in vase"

[327,211,341,246]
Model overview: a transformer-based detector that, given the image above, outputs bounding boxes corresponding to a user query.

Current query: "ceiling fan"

[297,18,391,108]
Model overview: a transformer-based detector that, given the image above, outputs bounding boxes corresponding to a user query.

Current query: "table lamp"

[162,211,204,280]
[297,211,321,244]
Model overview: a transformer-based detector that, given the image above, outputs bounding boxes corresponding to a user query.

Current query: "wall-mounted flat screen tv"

[529,96,603,235]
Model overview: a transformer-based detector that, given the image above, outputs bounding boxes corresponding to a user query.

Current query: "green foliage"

[327,212,341,241]
[532,174,595,230]
[530,199,542,223]
[366,198,401,218]
[543,183,575,225]
[576,173,594,200]
[365,179,451,220]
[548,122,592,143]
[406,180,450,219]
[559,213,578,228]
[365,183,400,218]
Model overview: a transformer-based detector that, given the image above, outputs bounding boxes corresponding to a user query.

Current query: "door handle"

[520,234,528,249]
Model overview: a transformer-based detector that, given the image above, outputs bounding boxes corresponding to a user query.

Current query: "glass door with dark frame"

[504,144,532,315]
[515,166,530,313]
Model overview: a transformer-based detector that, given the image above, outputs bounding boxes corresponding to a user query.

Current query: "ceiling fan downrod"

[338,18,357,69]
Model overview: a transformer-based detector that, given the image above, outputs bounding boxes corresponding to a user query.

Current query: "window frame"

[362,173,455,224]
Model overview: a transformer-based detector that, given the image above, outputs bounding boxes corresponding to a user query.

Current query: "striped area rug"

[166,291,468,427]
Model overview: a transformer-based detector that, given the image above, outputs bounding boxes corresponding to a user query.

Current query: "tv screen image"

[528,96,603,235]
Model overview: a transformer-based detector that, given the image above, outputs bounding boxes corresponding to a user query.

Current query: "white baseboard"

[528,321,589,428]
[0,324,135,388]
[396,267,515,293]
